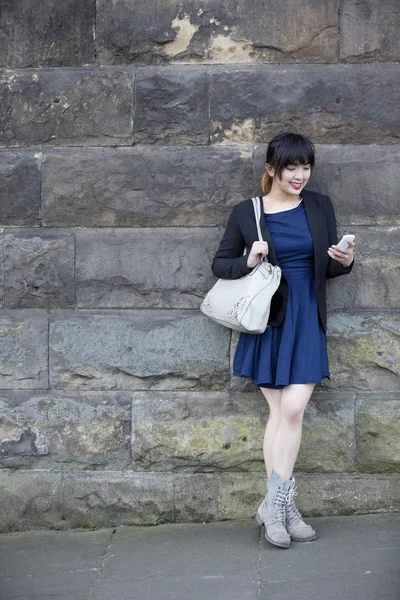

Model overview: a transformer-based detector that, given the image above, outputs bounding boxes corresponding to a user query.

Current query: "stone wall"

[0,0,399,531]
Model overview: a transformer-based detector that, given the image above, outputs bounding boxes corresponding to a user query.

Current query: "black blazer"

[211,189,353,332]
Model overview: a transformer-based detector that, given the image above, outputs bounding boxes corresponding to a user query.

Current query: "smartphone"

[337,234,355,248]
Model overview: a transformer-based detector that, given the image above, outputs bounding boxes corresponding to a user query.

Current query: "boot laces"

[271,488,287,522]
[286,485,302,520]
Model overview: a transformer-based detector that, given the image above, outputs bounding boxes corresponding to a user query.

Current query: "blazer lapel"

[302,190,322,284]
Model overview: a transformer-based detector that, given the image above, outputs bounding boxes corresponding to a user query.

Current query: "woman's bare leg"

[271,383,314,480]
[259,387,282,479]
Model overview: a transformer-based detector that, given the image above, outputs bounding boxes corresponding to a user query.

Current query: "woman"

[211,132,354,549]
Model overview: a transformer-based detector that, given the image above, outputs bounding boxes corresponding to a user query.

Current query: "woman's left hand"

[327,240,355,268]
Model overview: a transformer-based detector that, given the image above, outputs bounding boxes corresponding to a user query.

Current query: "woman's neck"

[262,189,301,212]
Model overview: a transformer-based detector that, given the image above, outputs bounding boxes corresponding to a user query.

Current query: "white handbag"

[200,197,282,334]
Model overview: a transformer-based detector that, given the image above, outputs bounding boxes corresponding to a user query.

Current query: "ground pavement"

[0,513,399,600]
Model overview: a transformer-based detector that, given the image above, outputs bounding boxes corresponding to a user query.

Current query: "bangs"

[266,132,315,174]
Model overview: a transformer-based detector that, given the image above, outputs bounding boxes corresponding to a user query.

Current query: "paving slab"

[0,528,113,600]
[0,514,398,600]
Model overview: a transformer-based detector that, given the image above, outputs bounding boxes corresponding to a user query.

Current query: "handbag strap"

[243,196,264,257]
[252,196,264,242]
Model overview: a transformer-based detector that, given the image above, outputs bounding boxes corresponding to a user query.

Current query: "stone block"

[0,470,174,532]
[326,313,400,392]
[42,146,253,227]
[0,310,48,389]
[292,474,396,517]
[76,228,219,309]
[0,68,133,146]
[56,471,174,528]
[327,227,400,310]
[131,391,267,472]
[230,329,253,393]
[0,150,41,226]
[355,393,400,473]
[0,470,63,532]
[4,229,75,308]
[174,472,263,522]
[130,390,355,474]
[0,229,3,307]
[253,144,400,226]
[0,470,397,531]
[296,393,356,473]
[0,391,132,469]
[340,0,400,62]
[0,0,95,68]
[97,0,338,64]
[49,310,230,391]
[174,473,396,522]
[210,65,400,144]
[135,68,209,144]
[310,146,400,226]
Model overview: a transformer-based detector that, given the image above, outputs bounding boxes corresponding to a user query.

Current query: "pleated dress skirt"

[233,200,330,389]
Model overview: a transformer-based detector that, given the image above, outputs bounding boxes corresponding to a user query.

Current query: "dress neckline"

[263,197,303,215]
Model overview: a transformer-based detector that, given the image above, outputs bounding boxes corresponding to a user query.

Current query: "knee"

[281,407,304,426]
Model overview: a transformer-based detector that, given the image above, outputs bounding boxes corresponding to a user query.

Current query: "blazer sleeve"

[325,196,354,279]
[211,205,254,279]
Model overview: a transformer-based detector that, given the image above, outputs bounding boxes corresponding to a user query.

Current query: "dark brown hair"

[261,132,315,193]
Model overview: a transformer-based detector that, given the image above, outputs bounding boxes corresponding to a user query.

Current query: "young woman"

[211,132,354,549]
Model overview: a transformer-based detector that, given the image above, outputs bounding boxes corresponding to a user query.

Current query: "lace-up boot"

[285,476,316,542]
[255,470,291,548]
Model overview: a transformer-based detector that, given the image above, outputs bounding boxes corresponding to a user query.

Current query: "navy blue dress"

[233,199,330,389]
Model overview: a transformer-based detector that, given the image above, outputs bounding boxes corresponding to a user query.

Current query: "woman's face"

[268,163,312,196]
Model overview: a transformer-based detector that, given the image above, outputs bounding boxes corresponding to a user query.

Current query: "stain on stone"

[164,14,199,56]
[208,33,253,62]
[1,428,39,456]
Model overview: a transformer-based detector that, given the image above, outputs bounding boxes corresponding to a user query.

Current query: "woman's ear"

[265,163,274,178]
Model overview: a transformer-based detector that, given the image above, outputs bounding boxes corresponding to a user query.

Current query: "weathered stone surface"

[230,329,253,393]
[355,394,400,474]
[49,310,230,391]
[97,0,338,64]
[296,393,356,473]
[0,229,3,307]
[211,65,400,144]
[326,313,400,392]
[0,310,48,389]
[76,228,219,309]
[42,146,253,227]
[131,391,266,472]
[135,68,209,144]
[253,145,400,226]
[0,470,174,532]
[0,391,132,469]
[340,0,400,62]
[0,150,41,226]
[0,68,133,146]
[130,391,355,473]
[4,229,75,308]
[174,473,263,522]
[327,227,400,310]
[0,470,63,532]
[0,469,397,531]
[293,474,397,517]
[0,0,95,68]
[174,473,396,522]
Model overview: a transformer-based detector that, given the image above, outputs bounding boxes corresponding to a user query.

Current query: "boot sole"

[255,512,291,549]
[290,533,317,542]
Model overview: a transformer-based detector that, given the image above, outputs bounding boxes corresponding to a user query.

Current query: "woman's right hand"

[247,241,269,268]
